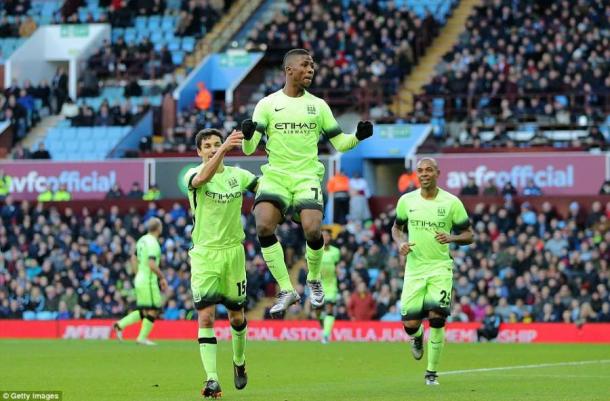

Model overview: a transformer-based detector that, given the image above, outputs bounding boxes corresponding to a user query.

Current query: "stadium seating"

[44,125,131,160]
[421,0,610,130]
[0,0,62,62]
[245,0,450,108]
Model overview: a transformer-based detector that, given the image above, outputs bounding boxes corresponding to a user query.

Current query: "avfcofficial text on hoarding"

[446,164,574,189]
[10,171,117,193]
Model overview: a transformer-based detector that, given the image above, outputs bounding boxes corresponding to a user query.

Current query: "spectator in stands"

[10,142,30,159]
[501,182,517,197]
[195,82,211,111]
[51,67,68,114]
[348,281,376,321]
[53,184,72,201]
[60,97,79,121]
[114,103,133,126]
[397,166,419,194]
[326,171,350,224]
[0,169,11,201]
[477,305,502,342]
[105,184,124,199]
[36,183,53,202]
[4,0,30,15]
[94,105,115,126]
[349,173,371,222]
[143,184,161,201]
[522,179,543,196]
[599,180,610,195]
[18,15,36,37]
[460,177,480,196]
[482,179,499,196]
[30,142,51,159]
[127,181,144,199]
[124,78,142,98]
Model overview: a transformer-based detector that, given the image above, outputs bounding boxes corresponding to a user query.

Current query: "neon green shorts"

[255,169,323,217]
[134,276,162,309]
[189,244,246,311]
[400,274,452,320]
[321,282,339,304]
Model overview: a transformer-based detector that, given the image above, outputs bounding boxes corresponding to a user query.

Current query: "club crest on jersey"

[228,177,239,189]
[437,207,446,217]
[307,105,316,115]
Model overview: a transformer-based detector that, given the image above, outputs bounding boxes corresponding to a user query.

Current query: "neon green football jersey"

[251,89,342,179]
[320,245,341,291]
[184,164,257,248]
[135,233,161,282]
[395,188,470,277]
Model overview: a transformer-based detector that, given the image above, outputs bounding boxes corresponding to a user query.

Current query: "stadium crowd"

[0,197,296,320]
[291,197,610,324]
[422,0,610,126]
[61,97,149,127]
[0,79,52,144]
[245,0,441,107]
[1,191,609,324]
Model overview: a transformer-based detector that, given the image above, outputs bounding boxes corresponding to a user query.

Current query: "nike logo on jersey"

[274,107,286,112]
[409,209,417,212]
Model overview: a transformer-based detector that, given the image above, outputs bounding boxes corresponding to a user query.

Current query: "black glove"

[241,119,257,140]
[355,120,373,141]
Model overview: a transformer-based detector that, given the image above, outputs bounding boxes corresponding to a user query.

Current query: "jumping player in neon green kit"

[184,128,257,398]
[240,48,373,316]
[392,158,474,385]
[113,217,167,345]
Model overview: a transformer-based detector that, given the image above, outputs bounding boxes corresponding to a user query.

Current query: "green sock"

[305,244,324,281]
[427,327,445,372]
[117,310,141,329]
[261,242,293,291]
[199,328,218,381]
[323,315,335,338]
[231,323,247,366]
[137,317,154,341]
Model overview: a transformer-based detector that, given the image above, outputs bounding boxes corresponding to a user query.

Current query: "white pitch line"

[442,359,610,375]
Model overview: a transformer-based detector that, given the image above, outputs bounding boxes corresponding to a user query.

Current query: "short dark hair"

[282,48,310,70]
[195,128,223,149]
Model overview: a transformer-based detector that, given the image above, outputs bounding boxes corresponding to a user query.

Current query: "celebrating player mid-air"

[392,158,474,385]
[241,48,373,316]
[184,128,258,398]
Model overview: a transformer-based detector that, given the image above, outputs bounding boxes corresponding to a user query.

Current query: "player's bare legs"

[134,308,159,345]
[255,202,300,315]
[198,306,222,398]
[228,309,248,390]
[403,318,424,361]
[300,209,325,308]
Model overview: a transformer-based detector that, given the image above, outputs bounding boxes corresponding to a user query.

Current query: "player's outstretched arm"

[328,121,373,152]
[191,130,244,188]
[355,120,373,140]
[241,119,262,155]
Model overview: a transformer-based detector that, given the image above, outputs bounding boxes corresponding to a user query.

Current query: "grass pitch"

[1,340,609,401]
